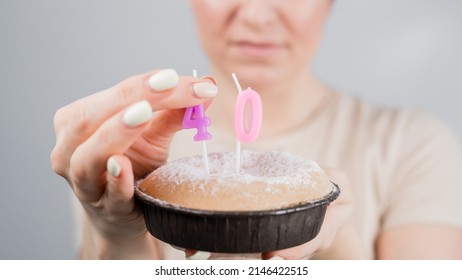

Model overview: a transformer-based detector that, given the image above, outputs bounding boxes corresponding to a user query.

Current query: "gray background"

[0,0,460,259]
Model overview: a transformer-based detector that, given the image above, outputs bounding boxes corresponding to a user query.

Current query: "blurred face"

[189,0,332,87]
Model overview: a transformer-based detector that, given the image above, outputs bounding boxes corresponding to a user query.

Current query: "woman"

[51,0,462,259]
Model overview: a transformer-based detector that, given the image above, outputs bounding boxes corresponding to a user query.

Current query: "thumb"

[142,75,216,142]
[321,167,353,206]
[142,97,215,143]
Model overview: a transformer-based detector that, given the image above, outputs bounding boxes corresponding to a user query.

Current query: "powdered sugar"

[152,150,323,187]
[138,150,334,211]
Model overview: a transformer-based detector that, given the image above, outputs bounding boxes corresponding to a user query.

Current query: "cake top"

[138,150,332,211]
[149,150,324,186]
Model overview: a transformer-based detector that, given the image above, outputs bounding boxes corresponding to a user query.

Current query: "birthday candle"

[182,70,211,174]
[234,87,262,142]
[182,104,212,141]
[232,73,262,173]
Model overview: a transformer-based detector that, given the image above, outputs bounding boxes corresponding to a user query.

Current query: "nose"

[237,0,278,29]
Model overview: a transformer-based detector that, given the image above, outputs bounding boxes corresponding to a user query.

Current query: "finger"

[185,250,211,260]
[263,238,321,260]
[57,69,214,136]
[52,70,217,178]
[147,72,217,111]
[70,100,153,202]
[121,83,216,176]
[140,97,213,143]
[117,96,216,176]
[141,109,185,148]
[322,167,353,216]
[59,69,216,138]
[264,169,353,260]
[184,249,196,258]
[322,167,350,195]
[85,154,147,237]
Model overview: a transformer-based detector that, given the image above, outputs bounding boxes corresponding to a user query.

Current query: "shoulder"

[329,91,462,183]
[332,92,460,148]
[327,91,462,230]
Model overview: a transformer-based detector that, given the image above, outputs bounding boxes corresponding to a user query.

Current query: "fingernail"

[200,75,217,85]
[186,251,210,260]
[193,82,218,98]
[269,255,284,260]
[148,69,179,91]
[123,100,153,127]
[107,157,121,177]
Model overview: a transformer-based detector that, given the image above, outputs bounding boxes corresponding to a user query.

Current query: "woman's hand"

[51,69,217,259]
[263,167,365,260]
[186,168,366,260]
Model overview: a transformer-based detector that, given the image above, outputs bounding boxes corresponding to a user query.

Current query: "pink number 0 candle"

[234,87,262,142]
[232,73,262,173]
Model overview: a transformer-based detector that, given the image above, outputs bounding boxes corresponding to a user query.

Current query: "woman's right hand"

[51,69,217,259]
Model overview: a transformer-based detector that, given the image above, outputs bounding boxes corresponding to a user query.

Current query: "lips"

[232,41,284,58]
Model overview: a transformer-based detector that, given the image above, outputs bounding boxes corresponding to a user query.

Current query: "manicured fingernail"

[186,251,210,260]
[107,157,121,177]
[200,75,217,85]
[193,82,218,98]
[269,255,284,260]
[123,100,152,127]
[148,69,179,91]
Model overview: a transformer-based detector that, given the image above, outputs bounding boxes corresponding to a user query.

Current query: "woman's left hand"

[262,167,364,260]
[185,168,366,260]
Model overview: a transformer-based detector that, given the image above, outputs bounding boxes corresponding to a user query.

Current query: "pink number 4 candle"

[182,103,212,141]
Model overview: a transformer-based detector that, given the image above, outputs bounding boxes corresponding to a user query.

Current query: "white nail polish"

[193,82,218,98]
[123,100,152,127]
[107,157,121,177]
[268,255,284,260]
[148,69,179,91]
[186,251,211,260]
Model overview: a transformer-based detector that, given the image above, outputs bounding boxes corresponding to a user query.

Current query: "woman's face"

[189,0,332,87]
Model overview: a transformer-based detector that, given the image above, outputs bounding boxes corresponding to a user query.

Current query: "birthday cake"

[138,150,333,211]
[134,73,339,253]
[134,150,339,253]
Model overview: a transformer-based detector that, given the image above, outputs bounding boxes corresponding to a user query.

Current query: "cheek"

[192,1,234,53]
[285,2,330,58]
[192,1,234,38]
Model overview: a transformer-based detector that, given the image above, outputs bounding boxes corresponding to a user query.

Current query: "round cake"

[135,150,339,253]
[138,150,333,211]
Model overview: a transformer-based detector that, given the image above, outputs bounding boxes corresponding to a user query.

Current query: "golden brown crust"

[139,151,332,211]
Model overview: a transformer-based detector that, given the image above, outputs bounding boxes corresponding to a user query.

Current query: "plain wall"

[0,0,460,259]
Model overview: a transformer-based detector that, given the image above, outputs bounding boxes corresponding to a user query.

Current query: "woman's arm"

[376,225,462,259]
[377,111,462,259]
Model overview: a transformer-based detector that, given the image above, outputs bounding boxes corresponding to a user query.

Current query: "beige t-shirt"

[159,91,462,259]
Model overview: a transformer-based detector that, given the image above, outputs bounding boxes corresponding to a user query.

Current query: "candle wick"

[193,69,210,176]
[235,140,241,174]
[232,72,243,93]
[232,72,243,174]
[202,140,210,176]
